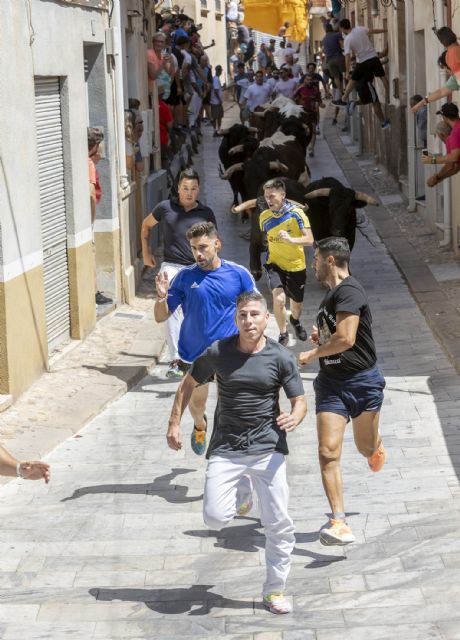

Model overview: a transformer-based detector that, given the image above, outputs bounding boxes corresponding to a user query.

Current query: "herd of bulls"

[217,96,378,280]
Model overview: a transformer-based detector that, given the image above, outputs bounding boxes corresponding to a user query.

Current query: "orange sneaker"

[368,442,386,472]
[319,519,355,546]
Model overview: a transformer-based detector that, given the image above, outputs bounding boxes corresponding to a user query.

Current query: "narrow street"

[1,106,460,640]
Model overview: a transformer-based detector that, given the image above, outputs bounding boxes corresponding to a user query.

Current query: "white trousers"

[203,452,295,596]
[161,261,185,361]
[188,90,203,127]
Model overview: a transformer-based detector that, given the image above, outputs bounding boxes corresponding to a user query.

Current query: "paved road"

[1,108,460,639]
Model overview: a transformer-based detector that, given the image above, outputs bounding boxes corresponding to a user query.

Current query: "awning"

[243,0,308,42]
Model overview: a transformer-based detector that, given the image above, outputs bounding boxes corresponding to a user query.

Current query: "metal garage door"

[34,77,71,352]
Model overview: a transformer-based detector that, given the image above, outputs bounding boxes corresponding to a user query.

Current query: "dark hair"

[307,62,316,69]
[315,237,350,267]
[436,26,458,48]
[263,177,286,192]
[339,18,351,30]
[128,98,141,110]
[215,64,223,73]
[178,168,200,184]
[438,51,449,69]
[175,35,190,46]
[237,62,245,68]
[186,221,218,240]
[236,291,267,310]
[410,94,423,104]
[325,23,333,32]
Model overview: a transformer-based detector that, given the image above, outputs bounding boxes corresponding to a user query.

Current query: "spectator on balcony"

[147,32,175,107]
[436,27,460,84]
[173,35,194,127]
[200,54,213,122]
[158,87,174,169]
[411,52,459,115]
[409,94,427,149]
[425,121,459,188]
[422,103,460,182]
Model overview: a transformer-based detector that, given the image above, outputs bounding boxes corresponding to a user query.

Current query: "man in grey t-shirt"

[166,291,307,614]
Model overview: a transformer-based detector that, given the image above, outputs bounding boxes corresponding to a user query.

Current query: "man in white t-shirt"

[210,65,224,136]
[274,67,298,99]
[242,69,272,113]
[334,19,390,130]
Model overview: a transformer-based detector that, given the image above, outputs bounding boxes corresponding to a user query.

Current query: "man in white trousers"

[166,291,307,613]
[141,168,216,378]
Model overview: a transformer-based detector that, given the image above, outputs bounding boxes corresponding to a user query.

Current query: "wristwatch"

[431,155,437,165]
[424,95,429,105]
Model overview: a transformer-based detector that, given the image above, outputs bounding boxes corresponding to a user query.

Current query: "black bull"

[234,177,378,280]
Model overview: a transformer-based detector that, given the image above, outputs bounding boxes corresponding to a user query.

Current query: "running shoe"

[289,316,307,341]
[236,475,253,516]
[278,332,289,346]
[166,360,184,378]
[191,415,207,455]
[381,119,391,130]
[368,442,386,472]
[332,99,347,108]
[319,519,356,546]
[263,593,292,614]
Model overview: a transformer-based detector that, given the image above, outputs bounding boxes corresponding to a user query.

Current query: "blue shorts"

[313,365,385,420]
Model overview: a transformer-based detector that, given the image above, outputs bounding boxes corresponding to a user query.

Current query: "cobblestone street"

[1,106,460,639]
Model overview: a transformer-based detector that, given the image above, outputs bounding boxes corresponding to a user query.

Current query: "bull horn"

[228,144,245,155]
[304,188,331,199]
[251,110,267,118]
[354,191,379,205]
[269,161,289,173]
[220,162,244,180]
[233,199,257,213]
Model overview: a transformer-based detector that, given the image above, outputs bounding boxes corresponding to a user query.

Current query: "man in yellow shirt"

[259,178,314,345]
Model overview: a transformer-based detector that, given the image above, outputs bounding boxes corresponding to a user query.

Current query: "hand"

[298,350,316,367]
[310,325,319,344]
[421,155,432,165]
[19,461,50,483]
[162,54,171,63]
[144,253,156,268]
[278,230,291,243]
[411,101,424,113]
[155,271,169,298]
[426,175,439,188]
[166,424,183,450]
[276,411,297,432]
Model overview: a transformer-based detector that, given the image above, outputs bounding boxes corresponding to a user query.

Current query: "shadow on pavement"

[89,585,253,615]
[61,468,203,504]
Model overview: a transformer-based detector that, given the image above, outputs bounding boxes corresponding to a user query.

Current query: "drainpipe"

[405,0,417,212]
[439,0,452,247]
[111,0,129,190]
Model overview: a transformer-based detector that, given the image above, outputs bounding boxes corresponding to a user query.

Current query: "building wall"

[0,1,113,397]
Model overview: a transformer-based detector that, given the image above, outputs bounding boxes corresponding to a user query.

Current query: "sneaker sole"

[263,601,291,614]
[319,531,355,546]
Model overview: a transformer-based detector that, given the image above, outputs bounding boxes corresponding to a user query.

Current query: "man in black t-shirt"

[299,237,386,547]
[166,291,307,614]
[141,168,216,378]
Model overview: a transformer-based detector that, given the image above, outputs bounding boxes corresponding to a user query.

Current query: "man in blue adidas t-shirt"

[154,221,257,455]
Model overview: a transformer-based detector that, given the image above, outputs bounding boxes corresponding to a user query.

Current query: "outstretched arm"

[167,374,199,450]
[0,445,50,483]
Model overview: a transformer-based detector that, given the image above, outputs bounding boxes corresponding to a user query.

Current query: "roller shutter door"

[34,77,71,352]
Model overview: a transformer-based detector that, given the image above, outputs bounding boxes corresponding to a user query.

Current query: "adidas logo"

[191,282,200,288]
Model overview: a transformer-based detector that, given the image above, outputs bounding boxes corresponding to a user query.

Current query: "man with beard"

[155,222,257,455]
[299,237,386,546]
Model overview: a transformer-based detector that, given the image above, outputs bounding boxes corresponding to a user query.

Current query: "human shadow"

[184,520,345,565]
[61,468,203,504]
[88,585,253,615]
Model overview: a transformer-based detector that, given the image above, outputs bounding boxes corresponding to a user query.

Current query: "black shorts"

[211,103,224,120]
[356,80,380,105]
[313,365,385,420]
[351,56,385,84]
[265,263,306,303]
[165,79,185,107]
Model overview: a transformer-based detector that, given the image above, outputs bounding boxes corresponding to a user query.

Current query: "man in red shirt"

[422,103,460,182]
[294,73,325,157]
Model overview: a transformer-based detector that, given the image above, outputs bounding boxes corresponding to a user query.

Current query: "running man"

[299,237,386,546]
[260,178,314,346]
[141,169,216,378]
[166,291,307,613]
[154,222,257,455]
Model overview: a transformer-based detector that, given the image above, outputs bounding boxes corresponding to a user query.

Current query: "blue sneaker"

[191,415,207,455]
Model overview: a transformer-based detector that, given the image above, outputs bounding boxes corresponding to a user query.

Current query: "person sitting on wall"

[423,103,460,187]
